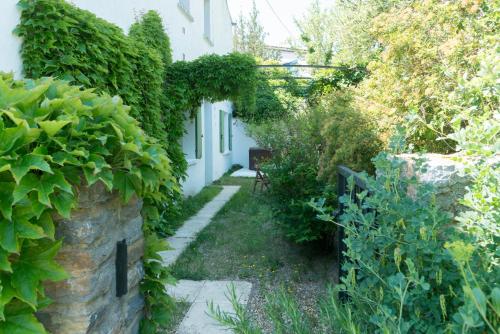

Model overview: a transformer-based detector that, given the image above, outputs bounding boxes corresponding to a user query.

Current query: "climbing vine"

[15,0,180,176]
[0,74,178,332]
[164,52,257,117]
[128,11,188,182]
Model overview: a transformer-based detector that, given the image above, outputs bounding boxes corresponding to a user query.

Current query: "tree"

[294,0,410,65]
[233,0,279,60]
[293,0,336,65]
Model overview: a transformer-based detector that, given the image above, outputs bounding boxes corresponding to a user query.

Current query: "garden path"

[158,185,252,334]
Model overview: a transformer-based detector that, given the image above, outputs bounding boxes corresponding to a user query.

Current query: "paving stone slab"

[230,168,257,178]
[177,302,234,334]
[175,219,210,238]
[159,186,240,268]
[158,185,248,333]
[158,237,192,266]
[167,280,205,303]
[176,280,253,334]
[197,281,253,304]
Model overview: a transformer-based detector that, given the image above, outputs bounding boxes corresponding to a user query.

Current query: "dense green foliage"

[15,0,189,181]
[250,108,332,243]
[16,0,163,139]
[128,11,187,181]
[237,64,305,124]
[353,0,499,152]
[248,65,374,243]
[164,53,257,118]
[313,135,499,333]
[16,5,183,331]
[15,2,259,331]
[129,11,173,67]
[305,66,366,105]
[0,74,177,332]
[225,0,499,332]
[318,90,382,181]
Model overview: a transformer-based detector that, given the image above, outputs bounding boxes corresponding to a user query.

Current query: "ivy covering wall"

[15,0,183,178]
[16,0,258,182]
[0,73,177,332]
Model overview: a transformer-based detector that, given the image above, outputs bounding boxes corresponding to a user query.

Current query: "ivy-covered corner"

[0,74,178,332]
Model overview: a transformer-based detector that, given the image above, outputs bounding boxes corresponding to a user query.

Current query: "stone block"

[38,182,146,333]
[396,153,471,215]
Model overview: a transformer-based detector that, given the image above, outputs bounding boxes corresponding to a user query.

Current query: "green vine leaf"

[13,172,72,208]
[0,182,15,221]
[113,171,137,203]
[10,153,53,184]
[0,248,12,272]
[50,192,74,219]
[0,313,48,334]
[11,241,68,310]
[37,120,71,137]
[0,219,45,253]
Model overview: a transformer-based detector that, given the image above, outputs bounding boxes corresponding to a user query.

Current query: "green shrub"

[249,109,333,243]
[248,72,377,243]
[353,0,499,152]
[315,141,499,333]
[318,89,382,182]
[306,66,367,106]
[0,74,177,332]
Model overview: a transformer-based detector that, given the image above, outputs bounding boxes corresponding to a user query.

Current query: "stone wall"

[37,182,145,334]
[396,153,470,215]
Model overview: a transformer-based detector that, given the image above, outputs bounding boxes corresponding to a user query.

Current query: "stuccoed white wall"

[0,0,23,78]
[232,119,257,169]
[0,0,236,197]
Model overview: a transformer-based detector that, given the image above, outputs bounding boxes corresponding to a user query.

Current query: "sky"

[226,0,333,47]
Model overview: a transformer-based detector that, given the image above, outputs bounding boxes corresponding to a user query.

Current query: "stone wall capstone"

[36,181,145,334]
[396,153,471,215]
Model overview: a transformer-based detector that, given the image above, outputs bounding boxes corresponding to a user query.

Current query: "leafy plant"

[318,89,382,183]
[353,0,499,152]
[314,133,499,333]
[0,74,177,332]
[15,0,187,180]
[249,108,333,243]
[164,52,257,118]
[129,11,188,182]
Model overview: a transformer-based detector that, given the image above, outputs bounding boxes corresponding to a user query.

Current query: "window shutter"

[219,110,225,153]
[228,113,233,151]
[195,109,202,159]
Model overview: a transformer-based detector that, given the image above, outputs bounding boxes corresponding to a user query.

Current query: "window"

[178,0,193,21]
[179,0,190,13]
[228,113,233,151]
[195,109,203,159]
[204,0,211,40]
[219,110,225,153]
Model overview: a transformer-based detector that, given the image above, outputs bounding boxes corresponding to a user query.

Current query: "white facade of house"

[0,0,257,196]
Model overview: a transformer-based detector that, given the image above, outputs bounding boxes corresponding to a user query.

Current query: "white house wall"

[232,119,257,169]
[0,0,23,78]
[0,0,242,197]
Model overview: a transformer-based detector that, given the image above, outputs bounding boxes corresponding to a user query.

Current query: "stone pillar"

[396,153,470,215]
[37,182,145,334]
